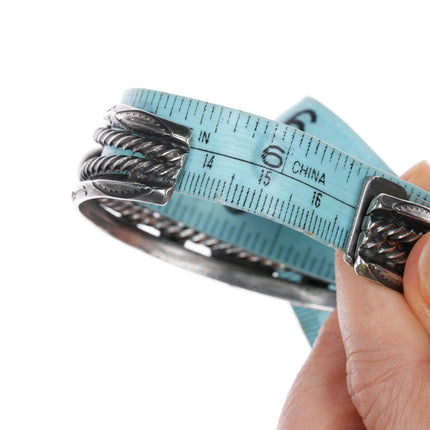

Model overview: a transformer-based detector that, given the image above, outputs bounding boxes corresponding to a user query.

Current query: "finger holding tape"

[335,161,430,430]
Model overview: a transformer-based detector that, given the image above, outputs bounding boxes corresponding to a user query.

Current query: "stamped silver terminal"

[104,104,191,149]
[345,176,430,291]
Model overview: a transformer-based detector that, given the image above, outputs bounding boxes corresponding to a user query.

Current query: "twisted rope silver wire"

[360,213,423,271]
[100,198,289,272]
[94,127,185,162]
[79,127,186,187]
[80,155,180,183]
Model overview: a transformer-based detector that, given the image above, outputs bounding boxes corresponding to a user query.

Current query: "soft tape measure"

[73,89,430,345]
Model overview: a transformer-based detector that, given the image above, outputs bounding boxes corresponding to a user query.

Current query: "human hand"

[278,161,430,430]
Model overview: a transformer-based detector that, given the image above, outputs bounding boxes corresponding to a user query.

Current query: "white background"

[1,1,429,429]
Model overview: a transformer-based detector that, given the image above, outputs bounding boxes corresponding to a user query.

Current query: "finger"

[400,160,430,186]
[404,233,430,336]
[335,160,430,430]
[402,161,430,336]
[335,253,430,429]
[278,310,365,430]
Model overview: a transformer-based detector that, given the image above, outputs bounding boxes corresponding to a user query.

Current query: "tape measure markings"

[186,145,357,208]
[168,149,353,251]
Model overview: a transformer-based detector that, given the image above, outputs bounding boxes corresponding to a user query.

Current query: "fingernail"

[418,234,430,305]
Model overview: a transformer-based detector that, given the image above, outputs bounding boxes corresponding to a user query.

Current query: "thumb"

[403,234,430,337]
[402,161,430,336]
[335,254,430,429]
[403,161,430,336]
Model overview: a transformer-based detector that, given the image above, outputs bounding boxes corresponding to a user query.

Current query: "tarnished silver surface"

[73,104,336,310]
[345,177,430,291]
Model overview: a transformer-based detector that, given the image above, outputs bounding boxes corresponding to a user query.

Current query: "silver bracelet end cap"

[345,176,430,291]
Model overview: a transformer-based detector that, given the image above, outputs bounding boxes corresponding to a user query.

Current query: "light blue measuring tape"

[74,88,430,345]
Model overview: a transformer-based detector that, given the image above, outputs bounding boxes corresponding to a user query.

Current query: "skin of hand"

[277,161,430,430]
